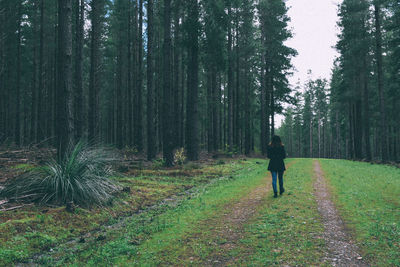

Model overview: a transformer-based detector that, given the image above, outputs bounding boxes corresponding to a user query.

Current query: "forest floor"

[0,153,399,266]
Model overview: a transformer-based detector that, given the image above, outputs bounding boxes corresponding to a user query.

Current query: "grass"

[42,159,266,266]
[238,158,327,266]
[0,159,241,266]
[1,157,398,266]
[319,159,400,266]
[1,142,120,206]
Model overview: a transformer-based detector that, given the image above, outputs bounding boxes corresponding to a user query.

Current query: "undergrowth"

[0,142,120,207]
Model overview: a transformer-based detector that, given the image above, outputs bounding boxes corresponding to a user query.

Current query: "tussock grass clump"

[0,142,121,207]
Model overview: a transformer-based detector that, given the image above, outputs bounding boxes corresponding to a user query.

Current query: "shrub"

[152,158,165,169]
[174,148,186,166]
[0,142,121,207]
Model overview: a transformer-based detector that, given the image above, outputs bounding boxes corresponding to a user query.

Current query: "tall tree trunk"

[336,110,340,158]
[362,56,371,160]
[135,0,144,151]
[212,70,218,151]
[31,3,38,144]
[260,53,267,155]
[374,3,388,161]
[186,0,199,161]
[270,76,275,138]
[57,0,73,159]
[163,0,173,166]
[354,97,362,159]
[244,62,250,155]
[234,18,240,150]
[265,66,270,146]
[74,0,84,140]
[207,70,213,152]
[116,3,123,149]
[227,3,233,151]
[173,0,181,148]
[37,0,45,142]
[127,1,133,146]
[51,21,58,145]
[15,1,22,146]
[88,0,103,142]
[147,0,156,160]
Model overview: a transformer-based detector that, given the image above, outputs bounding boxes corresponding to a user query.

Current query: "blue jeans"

[271,171,284,193]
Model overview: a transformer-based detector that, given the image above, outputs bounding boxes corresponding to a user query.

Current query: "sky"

[276,0,342,127]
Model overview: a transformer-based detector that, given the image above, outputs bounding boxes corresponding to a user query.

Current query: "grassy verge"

[319,159,400,266]
[38,159,269,266]
[0,160,241,266]
[237,158,327,266]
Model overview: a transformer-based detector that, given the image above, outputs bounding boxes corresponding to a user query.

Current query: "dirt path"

[313,160,367,267]
[204,174,271,266]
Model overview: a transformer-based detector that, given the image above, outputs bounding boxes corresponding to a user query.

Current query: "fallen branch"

[0,203,33,211]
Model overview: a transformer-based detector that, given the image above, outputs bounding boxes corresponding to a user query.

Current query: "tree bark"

[37,0,45,142]
[374,3,388,161]
[15,1,22,146]
[88,0,103,142]
[163,0,173,166]
[135,0,144,151]
[227,3,233,151]
[74,0,84,140]
[186,0,199,161]
[57,0,73,159]
[147,0,156,160]
[260,52,267,155]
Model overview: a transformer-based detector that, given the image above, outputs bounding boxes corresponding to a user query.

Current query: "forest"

[0,0,297,165]
[279,0,400,162]
[1,0,399,266]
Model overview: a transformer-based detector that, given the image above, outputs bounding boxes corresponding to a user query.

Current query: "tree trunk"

[185,0,199,161]
[127,1,133,146]
[14,1,22,146]
[362,56,371,160]
[88,0,103,142]
[227,3,233,151]
[270,76,275,138]
[244,62,250,155]
[30,4,38,144]
[147,0,156,160]
[260,53,267,155]
[74,0,84,140]
[374,3,388,161]
[116,3,123,149]
[135,0,144,151]
[37,0,45,143]
[173,1,181,148]
[163,0,173,166]
[57,0,73,159]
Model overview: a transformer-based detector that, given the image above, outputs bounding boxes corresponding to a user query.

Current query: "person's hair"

[269,135,283,147]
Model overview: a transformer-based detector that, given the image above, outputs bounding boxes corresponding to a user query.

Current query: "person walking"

[267,135,286,198]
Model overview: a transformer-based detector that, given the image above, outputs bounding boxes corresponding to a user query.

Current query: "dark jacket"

[267,145,286,171]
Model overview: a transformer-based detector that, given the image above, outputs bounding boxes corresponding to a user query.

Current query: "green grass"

[45,159,268,266]
[238,158,327,266]
[2,158,398,266]
[0,160,241,266]
[319,159,400,266]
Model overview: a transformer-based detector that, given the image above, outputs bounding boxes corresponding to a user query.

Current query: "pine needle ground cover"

[0,159,239,266]
[319,159,400,266]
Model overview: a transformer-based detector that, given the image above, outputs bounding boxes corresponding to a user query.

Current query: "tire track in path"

[184,161,296,266]
[313,160,367,267]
